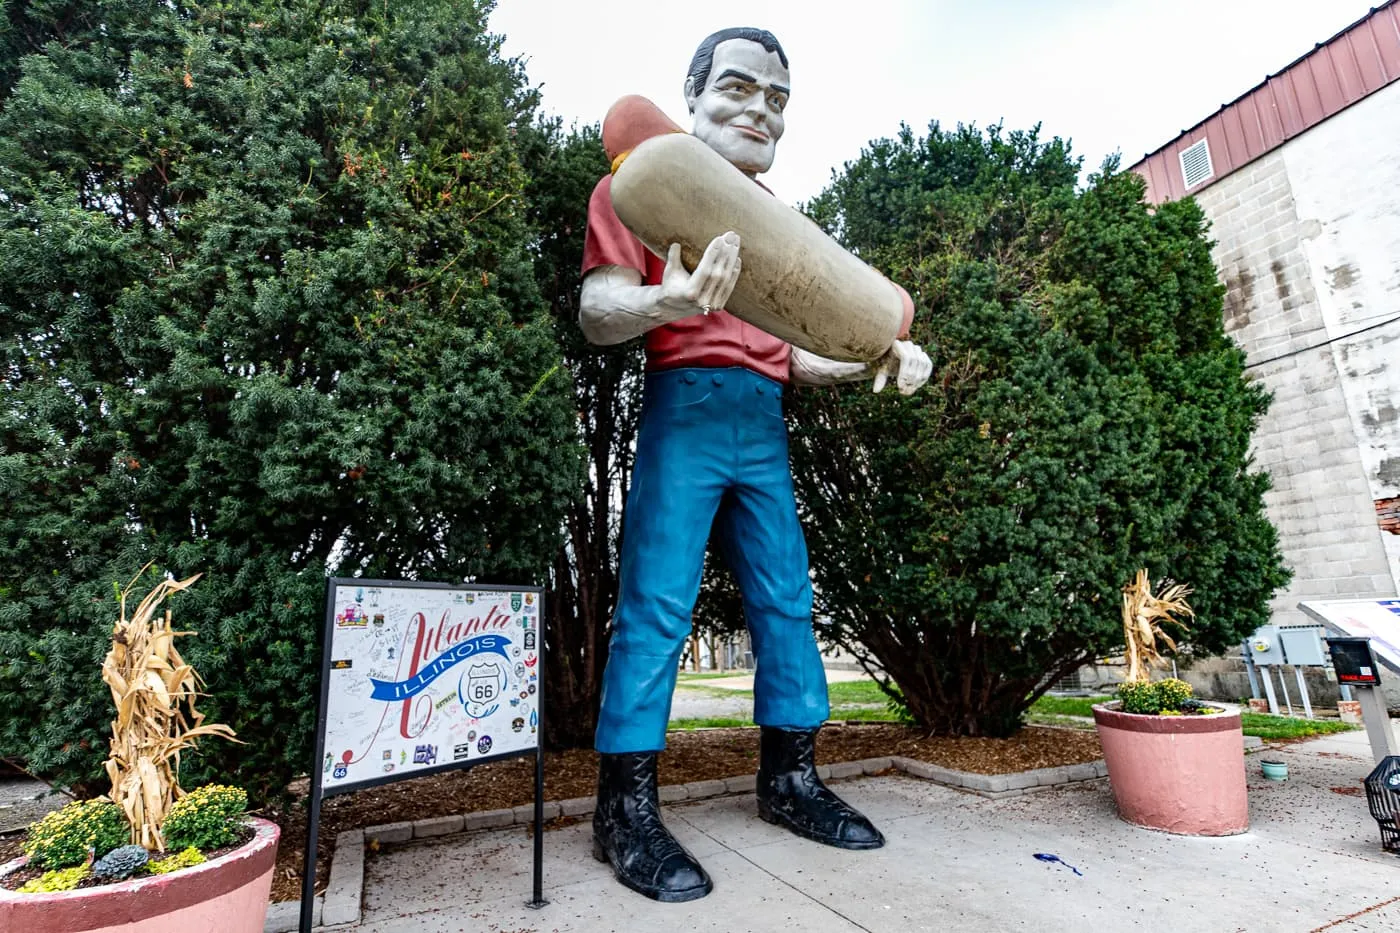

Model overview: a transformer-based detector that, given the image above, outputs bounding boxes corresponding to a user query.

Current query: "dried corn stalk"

[1121,569,1195,684]
[101,569,237,850]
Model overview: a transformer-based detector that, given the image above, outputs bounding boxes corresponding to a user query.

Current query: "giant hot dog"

[604,96,913,363]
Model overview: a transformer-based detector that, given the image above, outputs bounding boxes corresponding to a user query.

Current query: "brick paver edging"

[264,755,1107,931]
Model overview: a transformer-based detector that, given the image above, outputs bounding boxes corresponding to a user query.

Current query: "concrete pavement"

[0,775,65,834]
[342,727,1400,932]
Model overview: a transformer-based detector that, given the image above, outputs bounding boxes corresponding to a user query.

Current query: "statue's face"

[686,39,789,175]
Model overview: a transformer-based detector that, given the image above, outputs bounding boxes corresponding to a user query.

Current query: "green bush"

[162,785,247,851]
[1117,678,1194,715]
[147,847,207,875]
[0,0,580,799]
[18,865,89,893]
[788,122,1289,738]
[20,799,128,869]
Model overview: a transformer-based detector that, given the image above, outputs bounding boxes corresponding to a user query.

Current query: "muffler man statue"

[580,26,932,902]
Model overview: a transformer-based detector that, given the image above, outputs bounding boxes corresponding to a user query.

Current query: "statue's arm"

[788,347,871,386]
[789,342,933,394]
[579,234,742,346]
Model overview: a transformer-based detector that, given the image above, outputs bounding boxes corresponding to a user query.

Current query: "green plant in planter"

[12,571,245,892]
[1117,680,1164,715]
[91,844,150,881]
[20,799,127,870]
[1157,677,1194,710]
[17,865,90,893]
[147,847,207,875]
[162,785,249,851]
[1117,677,1198,715]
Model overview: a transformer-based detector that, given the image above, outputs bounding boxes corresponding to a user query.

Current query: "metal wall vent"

[1179,138,1214,189]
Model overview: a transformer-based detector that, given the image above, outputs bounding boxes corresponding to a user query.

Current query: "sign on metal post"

[1323,636,1399,763]
[301,579,547,932]
[1326,637,1384,688]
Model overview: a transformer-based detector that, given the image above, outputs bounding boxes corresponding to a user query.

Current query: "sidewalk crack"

[1309,895,1400,932]
[676,810,877,933]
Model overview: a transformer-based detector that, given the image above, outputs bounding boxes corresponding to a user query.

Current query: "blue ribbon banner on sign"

[368,633,512,701]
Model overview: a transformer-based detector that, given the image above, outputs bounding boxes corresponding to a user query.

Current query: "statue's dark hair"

[685,27,788,104]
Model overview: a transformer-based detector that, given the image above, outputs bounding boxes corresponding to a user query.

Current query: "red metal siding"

[1235,95,1268,156]
[1347,28,1388,87]
[1375,6,1400,73]
[1132,1,1400,204]
[1219,104,1247,166]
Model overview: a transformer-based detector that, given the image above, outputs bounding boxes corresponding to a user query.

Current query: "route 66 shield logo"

[511,593,523,612]
[460,662,506,719]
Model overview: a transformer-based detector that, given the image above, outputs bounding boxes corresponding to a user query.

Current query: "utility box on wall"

[1248,627,1286,666]
[1279,626,1329,666]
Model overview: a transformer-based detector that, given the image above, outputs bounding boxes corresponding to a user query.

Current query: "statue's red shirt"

[581,174,792,384]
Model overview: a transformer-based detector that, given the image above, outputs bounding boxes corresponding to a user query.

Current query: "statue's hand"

[872,340,932,395]
[659,232,741,316]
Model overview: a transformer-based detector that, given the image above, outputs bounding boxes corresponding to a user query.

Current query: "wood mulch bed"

[0,723,1103,904]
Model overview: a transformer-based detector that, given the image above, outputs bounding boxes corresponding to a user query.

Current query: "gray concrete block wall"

[1193,149,1396,627]
[1279,81,1400,592]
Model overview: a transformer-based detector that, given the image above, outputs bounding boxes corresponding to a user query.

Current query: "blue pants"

[595,366,830,753]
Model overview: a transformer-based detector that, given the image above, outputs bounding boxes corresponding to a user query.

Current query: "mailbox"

[1326,637,1382,687]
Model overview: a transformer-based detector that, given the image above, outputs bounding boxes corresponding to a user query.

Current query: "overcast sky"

[489,0,1379,203]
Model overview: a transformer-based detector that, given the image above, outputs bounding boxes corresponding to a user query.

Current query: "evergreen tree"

[790,124,1288,736]
[0,0,579,798]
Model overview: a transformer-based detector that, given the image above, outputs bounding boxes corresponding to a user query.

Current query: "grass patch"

[670,702,1357,739]
[675,684,755,699]
[825,679,889,705]
[680,682,1362,740]
[669,716,753,730]
[830,705,898,722]
[1239,713,1356,740]
[670,709,895,729]
[1027,694,1359,740]
[1029,695,1111,718]
[673,677,893,708]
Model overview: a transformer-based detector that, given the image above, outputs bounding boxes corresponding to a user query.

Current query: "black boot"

[756,726,885,850]
[592,752,713,902]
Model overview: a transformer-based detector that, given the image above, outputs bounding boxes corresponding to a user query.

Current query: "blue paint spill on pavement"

[1033,852,1083,876]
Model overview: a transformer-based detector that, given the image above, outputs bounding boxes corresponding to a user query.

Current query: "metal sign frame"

[1298,599,1400,673]
[300,578,547,932]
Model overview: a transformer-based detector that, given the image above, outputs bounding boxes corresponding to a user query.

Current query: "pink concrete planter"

[1092,703,1248,836]
[0,817,279,933]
